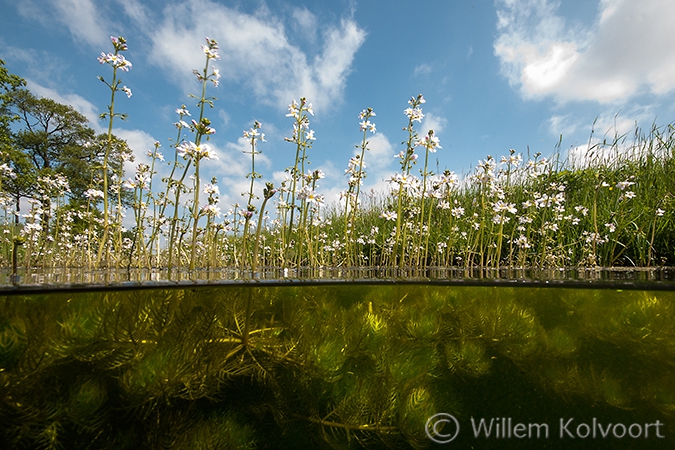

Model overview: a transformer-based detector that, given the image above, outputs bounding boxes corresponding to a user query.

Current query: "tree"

[0,60,26,225]
[1,89,94,228]
[0,59,26,153]
[4,89,132,212]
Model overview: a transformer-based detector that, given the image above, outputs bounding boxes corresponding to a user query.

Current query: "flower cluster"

[243,121,265,143]
[192,38,221,86]
[359,107,376,133]
[97,36,132,71]
[404,94,425,123]
[284,98,315,144]
[417,129,441,153]
[202,37,220,60]
[177,142,218,160]
[286,98,314,119]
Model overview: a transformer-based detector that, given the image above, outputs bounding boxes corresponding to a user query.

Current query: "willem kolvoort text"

[470,417,665,439]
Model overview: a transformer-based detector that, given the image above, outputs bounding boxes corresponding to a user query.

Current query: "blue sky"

[2,0,675,209]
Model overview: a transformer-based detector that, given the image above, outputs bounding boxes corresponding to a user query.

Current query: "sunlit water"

[2,275,675,449]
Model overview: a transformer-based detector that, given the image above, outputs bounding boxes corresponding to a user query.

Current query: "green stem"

[96,65,118,268]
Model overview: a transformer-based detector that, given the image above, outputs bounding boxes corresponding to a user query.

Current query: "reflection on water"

[1,283,675,449]
[2,266,675,288]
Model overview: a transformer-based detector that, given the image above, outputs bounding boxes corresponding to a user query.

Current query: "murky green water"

[1,283,675,449]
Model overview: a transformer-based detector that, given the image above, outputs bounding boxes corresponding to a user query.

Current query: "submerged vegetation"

[1,284,674,448]
[0,36,674,278]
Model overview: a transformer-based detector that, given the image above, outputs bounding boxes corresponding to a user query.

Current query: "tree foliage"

[0,59,26,153]
[1,85,132,209]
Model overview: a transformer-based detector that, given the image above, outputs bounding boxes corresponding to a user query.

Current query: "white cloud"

[17,0,112,48]
[548,114,581,137]
[552,103,656,142]
[414,63,433,76]
[13,0,156,58]
[563,106,660,167]
[27,80,101,127]
[12,0,365,115]
[204,136,274,206]
[113,129,159,175]
[565,137,642,168]
[343,132,397,205]
[116,0,150,28]
[149,0,366,113]
[291,7,318,43]
[420,112,448,137]
[494,0,675,103]
[55,0,110,46]
[360,133,397,197]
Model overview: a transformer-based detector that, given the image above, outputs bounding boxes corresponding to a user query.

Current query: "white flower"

[84,188,105,199]
[451,206,465,218]
[177,142,217,160]
[493,200,517,214]
[201,204,221,217]
[501,153,522,167]
[575,205,589,216]
[515,235,531,249]
[307,191,324,205]
[203,183,220,196]
[0,163,16,179]
[492,214,511,225]
[380,211,397,221]
[359,120,376,133]
[286,100,300,118]
[416,132,441,152]
[211,68,221,87]
[403,107,424,122]
[439,172,458,187]
[122,179,136,190]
